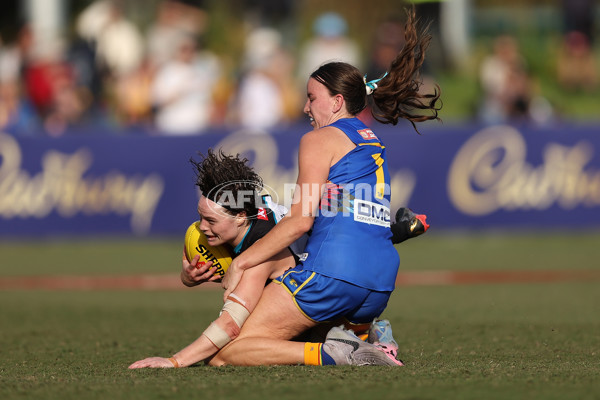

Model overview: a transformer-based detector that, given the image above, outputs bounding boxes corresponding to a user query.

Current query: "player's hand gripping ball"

[184,221,233,279]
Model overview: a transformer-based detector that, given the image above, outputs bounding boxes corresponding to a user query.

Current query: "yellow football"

[184,221,233,278]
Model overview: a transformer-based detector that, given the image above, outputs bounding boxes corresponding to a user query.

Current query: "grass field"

[1,232,600,400]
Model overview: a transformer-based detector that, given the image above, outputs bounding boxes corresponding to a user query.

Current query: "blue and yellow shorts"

[273,265,392,324]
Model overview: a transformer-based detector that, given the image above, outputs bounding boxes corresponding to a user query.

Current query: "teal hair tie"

[364,72,388,95]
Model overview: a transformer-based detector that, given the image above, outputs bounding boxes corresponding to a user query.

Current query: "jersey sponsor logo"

[257,208,268,220]
[354,199,391,227]
[358,128,377,140]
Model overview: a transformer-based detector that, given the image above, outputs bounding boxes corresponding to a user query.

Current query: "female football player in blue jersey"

[212,7,441,366]
[128,145,427,369]
[128,148,426,369]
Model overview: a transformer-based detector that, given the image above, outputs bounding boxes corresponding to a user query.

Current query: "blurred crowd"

[0,0,597,137]
[477,0,597,126]
[0,0,375,137]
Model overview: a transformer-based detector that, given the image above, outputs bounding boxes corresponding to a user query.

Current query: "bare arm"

[128,249,293,369]
[221,129,336,297]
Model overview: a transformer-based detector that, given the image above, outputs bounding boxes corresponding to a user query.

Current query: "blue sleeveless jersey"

[300,118,400,291]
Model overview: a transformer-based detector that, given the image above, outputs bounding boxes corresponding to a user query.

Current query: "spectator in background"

[67,29,104,121]
[146,0,208,71]
[561,0,595,44]
[0,26,40,136]
[557,31,597,93]
[73,0,110,95]
[478,35,555,126]
[478,35,532,125]
[110,0,210,130]
[18,23,91,136]
[112,58,154,128]
[92,1,144,80]
[229,27,300,132]
[0,73,39,136]
[41,56,89,136]
[150,32,221,135]
[75,0,146,130]
[297,12,361,84]
[557,0,597,93]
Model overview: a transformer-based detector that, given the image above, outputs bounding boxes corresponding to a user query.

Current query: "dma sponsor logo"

[354,200,391,227]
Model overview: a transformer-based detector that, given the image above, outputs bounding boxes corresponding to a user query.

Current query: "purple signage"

[1,121,599,237]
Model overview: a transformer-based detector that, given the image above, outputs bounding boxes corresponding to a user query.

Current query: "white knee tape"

[202,322,232,349]
[222,299,250,328]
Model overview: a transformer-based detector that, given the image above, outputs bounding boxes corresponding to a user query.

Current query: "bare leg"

[210,282,316,366]
[129,258,290,369]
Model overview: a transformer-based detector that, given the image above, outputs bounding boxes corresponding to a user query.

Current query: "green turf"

[0,238,183,276]
[1,231,599,276]
[397,231,600,272]
[1,283,599,400]
[1,233,599,399]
